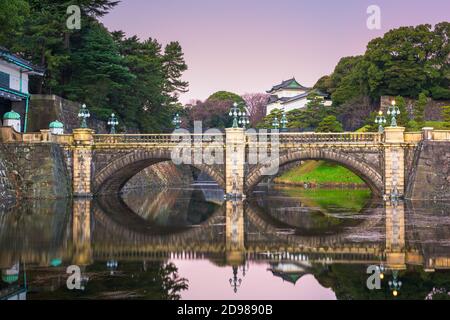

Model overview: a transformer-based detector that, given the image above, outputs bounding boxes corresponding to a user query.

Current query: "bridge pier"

[384,200,406,270]
[72,129,94,197]
[225,128,246,197]
[72,198,93,266]
[225,200,245,265]
[383,127,405,197]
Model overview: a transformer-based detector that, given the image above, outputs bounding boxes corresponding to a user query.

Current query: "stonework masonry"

[0,143,71,199]
[406,141,450,200]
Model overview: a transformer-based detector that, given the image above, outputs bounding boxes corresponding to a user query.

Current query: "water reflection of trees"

[313,264,450,300]
[250,188,375,235]
[28,261,188,300]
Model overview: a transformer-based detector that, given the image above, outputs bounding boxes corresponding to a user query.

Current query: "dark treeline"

[315,22,450,103]
[0,0,188,132]
[259,22,450,132]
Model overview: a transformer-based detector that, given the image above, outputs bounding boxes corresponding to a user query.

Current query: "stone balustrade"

[2,125,449,146]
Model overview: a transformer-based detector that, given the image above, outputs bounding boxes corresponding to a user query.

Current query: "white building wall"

[4,119,21,132]
[272,89,306,98]
[282,98,309,112]
[266,102,282,114]
[0,61,29,94]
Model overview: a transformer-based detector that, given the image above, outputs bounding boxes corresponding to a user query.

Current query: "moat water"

[1,184,450,300]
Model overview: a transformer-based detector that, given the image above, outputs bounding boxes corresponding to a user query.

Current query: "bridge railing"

[93,133,225,146]
[246,132,383,144]
[404,132,422,143]
[433,130,450,141]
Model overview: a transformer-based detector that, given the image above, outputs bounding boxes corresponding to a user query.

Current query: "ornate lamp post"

[375,110,387,133]
[387,100,400,127]
[388,270,402,297]
[229,102,242,128]
[229,266,242,293]
[238,111,250,129]
[280,109,288,132]
[78,104,90,128]
[107,113,119,134]
[272,116,280,130]
[172,113,182,129]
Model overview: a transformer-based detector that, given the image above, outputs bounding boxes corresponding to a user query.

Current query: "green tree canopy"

[316,116,343,132]
[0,0,189,133]
[207,91,244,104]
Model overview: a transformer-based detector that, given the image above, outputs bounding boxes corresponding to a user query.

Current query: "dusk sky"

[101,0,450,103]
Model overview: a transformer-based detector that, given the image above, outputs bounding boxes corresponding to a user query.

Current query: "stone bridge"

[1,125,449,199]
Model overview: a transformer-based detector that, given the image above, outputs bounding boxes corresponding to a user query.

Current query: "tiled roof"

[267,77,310,93]
[0,47,45,75]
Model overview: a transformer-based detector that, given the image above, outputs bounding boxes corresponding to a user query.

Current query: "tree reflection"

[27,261,188,300]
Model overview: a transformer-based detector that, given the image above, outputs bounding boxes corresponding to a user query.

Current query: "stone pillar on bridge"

[384,200,406,270]
[72,128,94,197]
[383,127,405,197]
[225,128,246,196]
[225,200,245,265]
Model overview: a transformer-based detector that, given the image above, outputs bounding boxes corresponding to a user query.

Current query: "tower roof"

[3,110,20,120]
[267,78,310,93]
[49,120,64,129]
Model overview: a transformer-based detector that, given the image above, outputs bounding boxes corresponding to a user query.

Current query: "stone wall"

[28,95,108,133]
[380,96,449,121]
[406,141,450,200]
[0,144,17,207]
[0,143,71,199]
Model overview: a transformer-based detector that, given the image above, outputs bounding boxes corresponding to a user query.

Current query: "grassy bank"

[274,160,366,187]
[279,187,372,212]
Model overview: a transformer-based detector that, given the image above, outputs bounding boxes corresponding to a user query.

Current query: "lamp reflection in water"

[106,260,118,275]
[229,266,242,293]
[389,271,402,297]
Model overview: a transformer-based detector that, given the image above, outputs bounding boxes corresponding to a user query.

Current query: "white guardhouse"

[0,47,44,132]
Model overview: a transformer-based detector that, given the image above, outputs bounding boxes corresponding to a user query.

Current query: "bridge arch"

[93,150,225,195]
[245,201,384,249]
[245,149,383,195]
[92,192,225,245]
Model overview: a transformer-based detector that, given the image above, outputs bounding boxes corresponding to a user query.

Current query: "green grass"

[424,121,449,130]
[280,188,372,212]
[275,160,365,185]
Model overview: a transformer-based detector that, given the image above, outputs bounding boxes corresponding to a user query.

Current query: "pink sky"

[101,0,450,103]
[172,259,336,300]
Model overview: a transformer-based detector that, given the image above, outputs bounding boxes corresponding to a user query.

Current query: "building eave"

[0,85,29,101]
[0,47,45,76]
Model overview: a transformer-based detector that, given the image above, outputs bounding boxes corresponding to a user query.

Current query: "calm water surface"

[1,184,450,300]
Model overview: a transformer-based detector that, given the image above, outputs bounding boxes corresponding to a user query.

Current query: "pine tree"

[64,21,135,119]
[163,42,189,103]
[393,96,409,127]
[316,116,343,132]
[414,92,427,126]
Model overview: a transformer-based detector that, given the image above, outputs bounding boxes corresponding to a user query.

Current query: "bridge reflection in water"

[1,187,450,299]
